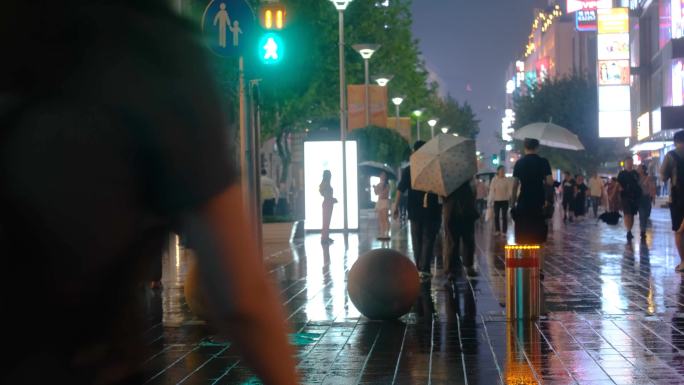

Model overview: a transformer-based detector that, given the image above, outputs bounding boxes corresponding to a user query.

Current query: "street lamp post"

[413,109,423,141]
[441,127,449,134]
[373,74,393,87]
[353,44,381,127]
[427,119,437,138]
[391,96,404,132]
[329,0,353,231]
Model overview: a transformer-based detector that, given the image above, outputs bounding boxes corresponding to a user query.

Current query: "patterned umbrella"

[410,134,477,197]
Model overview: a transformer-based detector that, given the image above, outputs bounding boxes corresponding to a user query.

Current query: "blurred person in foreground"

[661,130,684,271]
[0,2,297,384]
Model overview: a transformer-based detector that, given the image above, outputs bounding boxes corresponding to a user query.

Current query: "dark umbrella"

[359,161,397,180]
[598,211,622,225]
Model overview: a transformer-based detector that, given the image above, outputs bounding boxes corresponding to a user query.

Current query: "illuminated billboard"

[637,112,650,140]
[576,9,598,31]
[597,8,631,138]
[567,0,612,13]
[597,33,630,60]
[304,141,358,231]
[597,8,629,34]
[598,60,630,85]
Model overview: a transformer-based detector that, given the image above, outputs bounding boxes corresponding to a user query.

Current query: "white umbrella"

[358,161,396,180]
[410,134,477,197]
[512,122,585,151]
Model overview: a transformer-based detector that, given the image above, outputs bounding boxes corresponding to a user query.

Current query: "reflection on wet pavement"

[142,208,684,384]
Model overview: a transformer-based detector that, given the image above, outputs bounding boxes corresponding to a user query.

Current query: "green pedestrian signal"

[491,154,499,166]
[258,32,283,64]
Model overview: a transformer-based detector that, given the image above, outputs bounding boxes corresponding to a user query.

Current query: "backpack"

[670,151,684,206]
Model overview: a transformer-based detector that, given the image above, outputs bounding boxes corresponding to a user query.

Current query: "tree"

[348,126,411,168]
[432,94,480,139]
[513,75,625,174]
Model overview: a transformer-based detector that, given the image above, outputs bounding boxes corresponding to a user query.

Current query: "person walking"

[394,141,442,282]
[561,171,576,222]
[443,179,480,279]
[588,172,604,217]
[475,178,488,218]
[319,170,337,244]
[488,165,511,236]
[661,130,684,271]
[260,169,279,217]
[0,2,298,384]
[573,174,588,219]
[637,164,656,239]
[510,138,554,245]
[616,157,642,241]
[373,171,391,240]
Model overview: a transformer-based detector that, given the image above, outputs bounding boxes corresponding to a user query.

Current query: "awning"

[630,141,673,153]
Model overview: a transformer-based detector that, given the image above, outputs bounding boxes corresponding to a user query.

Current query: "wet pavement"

[142,207,684,384]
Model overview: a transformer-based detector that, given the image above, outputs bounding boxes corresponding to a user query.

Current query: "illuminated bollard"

[505,245,540,320]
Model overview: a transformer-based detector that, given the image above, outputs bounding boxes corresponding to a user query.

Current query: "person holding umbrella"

[408,134,479,279]
[510,138,554,245]
[393,141,441,282]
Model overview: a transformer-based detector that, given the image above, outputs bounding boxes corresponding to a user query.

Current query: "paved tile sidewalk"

[142,208,684,384]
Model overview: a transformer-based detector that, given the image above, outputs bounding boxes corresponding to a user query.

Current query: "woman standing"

[637,164,656,239]
[373,171,391,240]
[487,166,510,236]
[320,170,337,244]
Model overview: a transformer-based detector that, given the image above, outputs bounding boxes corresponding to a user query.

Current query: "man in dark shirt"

[394,141,442,282]
[617,157,641,241]
[511,138,553,245]
[0,2,297,384]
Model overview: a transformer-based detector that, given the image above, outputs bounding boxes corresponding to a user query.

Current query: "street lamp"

[427,119,437,138]
[413,109,423,141]
[373,74,393,87]
[392,96,404,132]
[441,127,449,134]
[328,0,352,231]
[353,43,381,127]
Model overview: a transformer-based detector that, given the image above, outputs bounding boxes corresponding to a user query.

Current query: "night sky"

[411,0,548,157]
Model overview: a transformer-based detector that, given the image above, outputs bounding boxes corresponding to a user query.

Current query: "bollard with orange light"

[505,245,541,320]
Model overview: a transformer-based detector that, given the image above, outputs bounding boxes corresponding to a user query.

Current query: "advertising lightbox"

[598,60,630,85]
[304,141,358,231]
[597,33,630,60]
[597,8,629,34]
[567,0,613,13]
[599,86,630,110]
[597,8,631,138]
[637,112,650,140]
[576,9,598,31]
[599,110,632,138]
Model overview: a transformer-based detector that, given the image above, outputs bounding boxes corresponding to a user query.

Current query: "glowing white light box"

[304,141,358,231]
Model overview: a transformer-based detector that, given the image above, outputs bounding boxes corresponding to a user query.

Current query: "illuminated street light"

[427,119,437,138]
[413,109,423,141]
[391,96,404,132]
[373,74,393,87]
[441,127,449,134]
[505,144,513,151]
[330,0,352,10]
[353,44,381,127]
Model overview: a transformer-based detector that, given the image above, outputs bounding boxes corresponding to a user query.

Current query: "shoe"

[321,238,334,244]
[465,266,479,278]
[626,231,634,241]
[640,231,646,239]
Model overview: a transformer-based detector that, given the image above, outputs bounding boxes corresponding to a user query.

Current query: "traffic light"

[258,32,284,64]
[492,154,499,166]
[258,3,286,64]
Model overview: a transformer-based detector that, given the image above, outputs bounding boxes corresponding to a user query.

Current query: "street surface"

[142,207,684,385]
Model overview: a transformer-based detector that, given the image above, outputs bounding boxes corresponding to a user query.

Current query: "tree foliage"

[432,94,480,139]
[348,126,411,168]
[513,75,624,174]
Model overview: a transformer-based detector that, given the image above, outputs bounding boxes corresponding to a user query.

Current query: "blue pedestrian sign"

[201,0,256,57]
